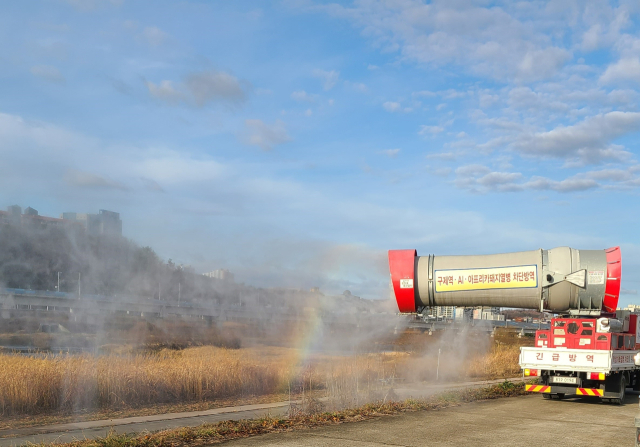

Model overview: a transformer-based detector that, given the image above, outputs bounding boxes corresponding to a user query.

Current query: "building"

[436,306,455,320]
[422,306,455,320]
[7,205,21,217]
[61,209,122,236]
[0,205,122,236]
[96,210,122,236]
[455,307,474,322]
[481,311,505,321]
[0,206,70,229]
[5,205,22,225]
[203,269,235,282]
[473,306,504,321]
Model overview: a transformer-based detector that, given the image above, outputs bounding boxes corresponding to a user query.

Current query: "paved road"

[0,378,523,446]
[227,394,640,447]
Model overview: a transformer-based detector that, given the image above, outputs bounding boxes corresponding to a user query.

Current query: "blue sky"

[2,0,640,304]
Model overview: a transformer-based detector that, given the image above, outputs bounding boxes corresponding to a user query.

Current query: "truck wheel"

[612,379,626,405]
[557,393,565,400]
[543,394,551,399]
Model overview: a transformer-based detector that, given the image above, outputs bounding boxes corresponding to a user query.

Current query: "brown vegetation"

[0,336,524,418]
[466,344,522,379]
[0,347,292,416]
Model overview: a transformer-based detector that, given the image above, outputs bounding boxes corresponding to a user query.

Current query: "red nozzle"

[603,246,621,313]
[388,249,417,313]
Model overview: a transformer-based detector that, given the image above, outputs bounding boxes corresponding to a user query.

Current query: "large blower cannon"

[389,246,621,315]
[388,246,640,405]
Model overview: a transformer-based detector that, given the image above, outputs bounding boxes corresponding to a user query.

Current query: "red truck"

[519,312,639,404]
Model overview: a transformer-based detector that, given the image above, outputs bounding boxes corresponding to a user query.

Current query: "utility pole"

[57,272,61,292]
[78,272,81,297]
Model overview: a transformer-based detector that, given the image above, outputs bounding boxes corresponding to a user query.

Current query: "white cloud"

[508,87,569,113]
[0,112,93,156]
[146,80,183,104]
[525,177,599,193]
[140,26,168,46]
[479,92,499,108]
[412,90,437,98]
[452,163,640,194]
[586,168,635,182]
[456,164,491,178]
[30,65,65,84]
[477,171,523,187]
[291,90,316,102]
[146,70,246,107]
[600,57,640,84]
[309,1,573,82]
[441,89,467,99]
[454,164,603,194]
[512,111,640,165]
[185,71,246,106]
[516,48,571,81]
[379,148,400,158]
[418,125,444,135]
[431,167,452,177]
[345,81,368,93]
[140,177,165,192]
[426,151,457,160]
[65,169,129,191]
[383,101,401,112]
[133,150,227,185]
[240,119,291,151]
[312,69,339,90]
[581,24,603,51]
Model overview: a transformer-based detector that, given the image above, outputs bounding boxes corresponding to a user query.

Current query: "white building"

[203,269,235,282]
[436,306,455,320]
[455,307,473,321]
[473,306,504,321]
[422,306,456,320]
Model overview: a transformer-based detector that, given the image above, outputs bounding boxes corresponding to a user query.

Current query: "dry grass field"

[0,347,294,416]
[0,334,524,418]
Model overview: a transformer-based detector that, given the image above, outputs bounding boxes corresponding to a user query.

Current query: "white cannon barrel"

[389,247,621,314]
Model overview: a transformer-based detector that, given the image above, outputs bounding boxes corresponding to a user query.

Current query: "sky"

[1,0,640,305]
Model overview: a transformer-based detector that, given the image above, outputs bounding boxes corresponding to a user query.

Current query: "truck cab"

[520,312,640,404]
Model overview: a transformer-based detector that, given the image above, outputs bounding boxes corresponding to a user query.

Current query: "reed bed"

[466,344,522,379]
[0,343,522,418]
[0,347,295,416]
